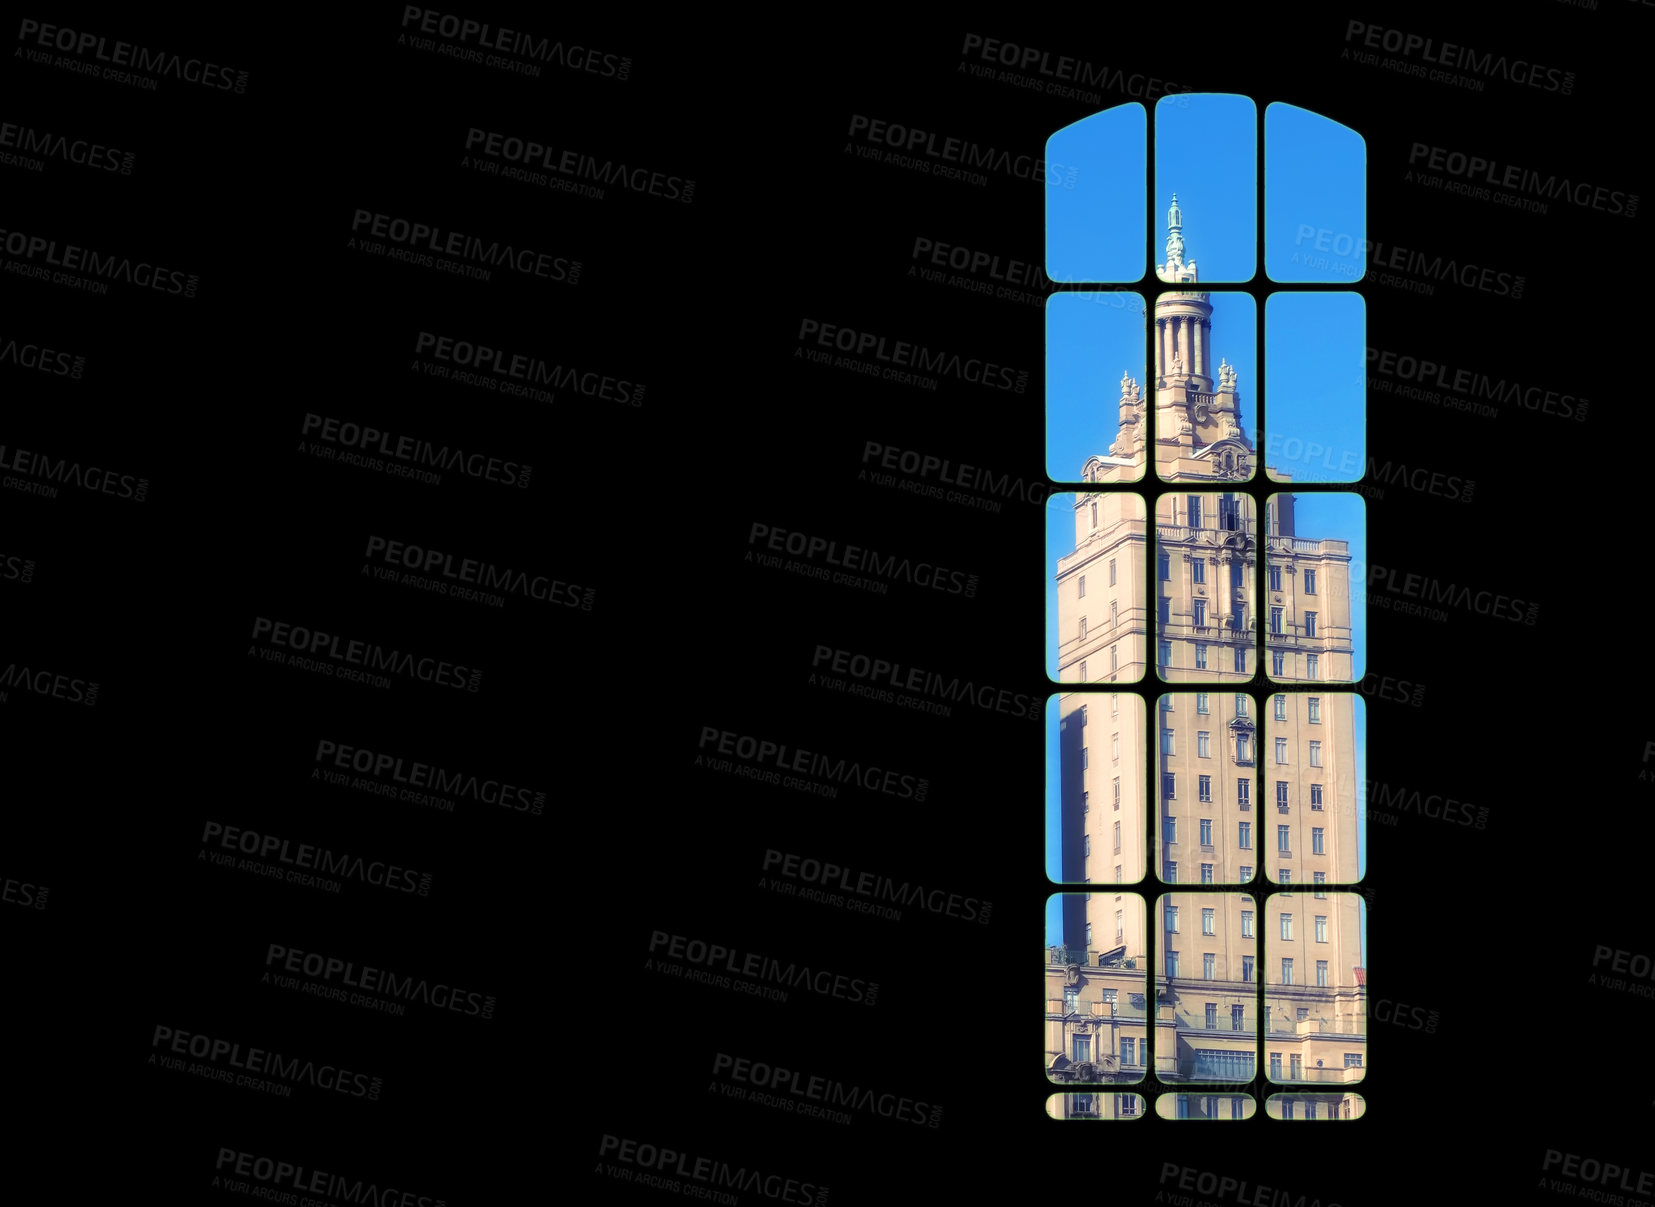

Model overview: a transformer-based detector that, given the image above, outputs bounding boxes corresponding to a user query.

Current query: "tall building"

[1046,196,1365,1110]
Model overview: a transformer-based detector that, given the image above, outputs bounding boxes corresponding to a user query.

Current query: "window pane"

[1046,104,1146,283]
[1264,293,1365,483]
[1046,292,1148,483]
[1264,103,1366,283]
[1154,94,1257,282]
[1153,292,1256,484]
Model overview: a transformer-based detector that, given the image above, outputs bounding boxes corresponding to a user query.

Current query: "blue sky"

[1263,294,1365,483]
[1264,104,1366,282]
[1046,104,1144,283]
[1154,94,1256,281]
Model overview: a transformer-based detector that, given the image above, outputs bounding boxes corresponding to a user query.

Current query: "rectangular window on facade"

[1084,835,1092,856]
[1111,694,1119,716]
[1269,1053,1281,1079]
[1200,818,1213,845]
[1243,956,1254,982]
[1280,913,1292,940]
[1188,497,1202,528]
[1275,738,1287,764]
[1272,650,1285,676]
[1159,642,1172,666]
[1317,960,1329,987]
[1164,773,1176,799]
[1203,953,1215,979]
[1278,868,1291,887]
[1192,558,1205,584]
[1315,915,1328,942]
[1166,903,1179,932]
[1311,784,1323,810]
[1269,565,1282,591]
[1276,781,1288,806]
[1240,865,1252,881]
[1113,777,1122,809]
[1158,598,1171,626]
[1196,692,1210,713]
[1079,660,1088,680]
[1081,705,1088,727]
[1083,791,1090,815]
[1079,576,1086,598]
[1345,1053,1362,1068]
[1165,815,1178,845]
[1282,958,1294,985]
[1237,778,1250,807]
[1082,747,1090,770]
[1113,821,1121,852]
[1290,1054,1302,1079]
[1194,599,1206,626]
[1304,569,1316,594]
[1270,606,1283,635]
[1198,774,1212,802]
[1205,1003,1218,1028]
[1313,871,1326,897]
[1073,1035,1091,1062]
[1241,910,1253,937]
[1116,909,1123,939]
[1304,612,1317,637]
[1159,552,1170,580]
[1239,821,1252,848]
[1277,825,1291,853]
[1200,864,1213,884]
[1110,558,1117,586]
[1233,648,1246,673]
[1113,733,1120,760]
[1198,731,1211,758]
[1112,645,1119,671]
[1274,694,1287,720]
[1166,861,1177,882]
[1162,727,1174,755]
[1308,697,1320,723]
[1202,907,1215,935]
[1306,653,1319,678]
[1079,617,1087,639]
[1195,644,1208,670]
[1167,951,1180,977]
[1312,828,1325,855]
[1309,741,1323,768]
[1235,693,1248,716]
[1065,987,1078,1013]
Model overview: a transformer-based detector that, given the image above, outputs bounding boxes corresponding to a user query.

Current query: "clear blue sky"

[1154,94,1256,281]
[1045,293,1144,481]
[1263,293,1365,483]
[1046,104,1144,283]
[1264,104,1366,282]
[1282,492,1366,682]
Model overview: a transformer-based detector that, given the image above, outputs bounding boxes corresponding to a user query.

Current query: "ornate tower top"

[1157,193,1197,284]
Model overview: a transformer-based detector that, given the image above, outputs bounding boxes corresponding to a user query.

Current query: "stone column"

[1160,319,1172,378]
[1178,316,1191,375]
[1154,319,1163,378]
[1193,320,1204,381]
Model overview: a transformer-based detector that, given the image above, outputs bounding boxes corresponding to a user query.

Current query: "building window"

[1195,643,1208,670]
[1282,1099,1295,1118]
[1115,866,1122,882]
[1166,861,1177,882]
[1317,959,1329,986]
[1280,913,1293,940]
[1242,956,1254,982]
[1164,814,1178,845]
[1113,821,1121,852]
[1197,692,1210,714]
[1121,1037,1138,1065]
[1270,606,1283,635]
[1103,988,1118,1004]
[1281,958,1294,985]
[1277,825,1291,853]
[1165,903,1179,932]
[1159,642,1172,666]
[1309,741,1322,768]
[1315,914,1328,942]
[1111,644,1119,671]
[1158,597,1170,625]
[1345,1053,1362,1068]
[1194,599,1207,626]
[1079,575,1087,598]
[1159,551,1170,580]
[1233,648,1246,673]
[1296,1008,1309,1021]
[1167,951,1180,977]
[1079,617,1087,640]
[1113,777,1121,809]
[1198,774,1212,802]
[1083,791,1090,815]
[1086,922,1094,948]
[1289,1055,1302,1080]
[1237,778,1250,807]
[1304,612,1317,638]
[1310,784,1323,810]
[1164,773,1176,800]
[1080,705,1088,728]
[1241,909,1253,937]
[1307,696,1320,723]
[1272,650,1286,676]
[1188,497,1202,528]
[1275,738,1287,764]
[1072,1034,1092,1062]
[1304,569,1317,595]
[1205,1002,1218,1028]
[1200,864,1212,886]
[1231,1096,1246,1118]
[1079,660,1088,680]
[1111,693,1119,716]
[1305,1101,1317,1120]
[1064,987,1078,1013]
[1239,865,1252,881]
[1112,733,1120,760]
[1269,1053,1282,1079]
[1202,907,1216,935]
[1314,871,1326,897]
[1084,835,1091,857]
[1238,821,1252,849]
[1109,557,1117,586]
[1110,601,1118,628]
[1203,953,1215,980]
[1274,694,1287,721]
[1278,868,1291,888]
[1119,1094,1138,1116]
[1192,558,1205,584]
[1082,747,1090,770]
[1200,818,1213,845]
[1276,781,1289,807]
[1312,828,1325,855]
[1269,565,1282,591]
[1197,731,1211,758]
[1090,502,1098,529]
[1162,727,1175,755]
[1116,909,1124,939]
[1236,734,1251,763]
[1306,653,1319,678]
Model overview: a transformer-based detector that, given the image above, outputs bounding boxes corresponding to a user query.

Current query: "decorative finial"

[1159,193,1189,281]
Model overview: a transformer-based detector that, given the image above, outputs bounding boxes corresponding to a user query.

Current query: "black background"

[3,4,1646,1203]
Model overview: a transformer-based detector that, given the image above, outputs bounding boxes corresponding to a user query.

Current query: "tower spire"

[1158,193,1197,283]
